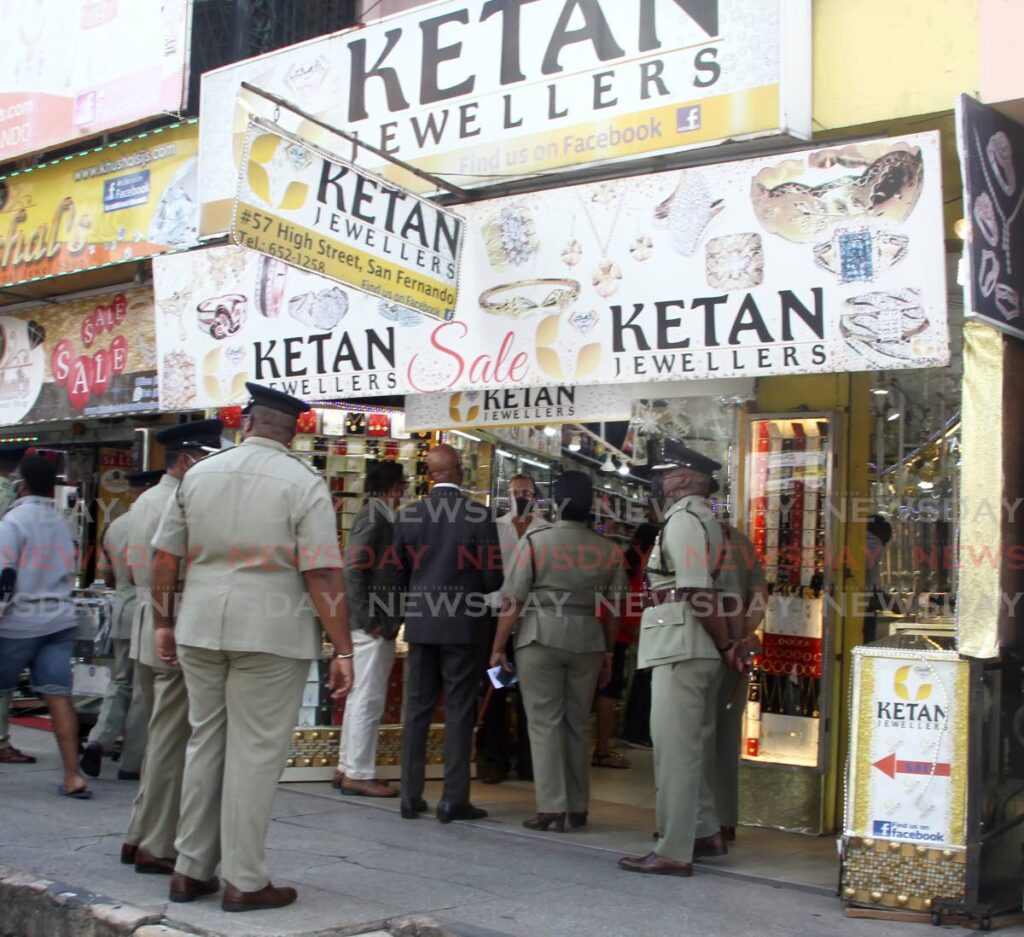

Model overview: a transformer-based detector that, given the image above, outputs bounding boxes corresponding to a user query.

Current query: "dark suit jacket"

[393,486,502,645]
[343,498,402,639]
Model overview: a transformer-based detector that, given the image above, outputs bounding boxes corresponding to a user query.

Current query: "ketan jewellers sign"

[231,117,463,322]
[154,133,948,409]
[199,0,810,233]
[404,383,632,432]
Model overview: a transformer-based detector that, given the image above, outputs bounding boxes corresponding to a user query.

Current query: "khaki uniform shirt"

[718,524,766,636]
[152,436,342,661]
[101,511,137,640]
[128,474,179,666]
[501,520,628,654]
[638,495,724,668]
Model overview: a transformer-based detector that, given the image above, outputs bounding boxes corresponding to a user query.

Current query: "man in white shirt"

[0,455,88,797]
[477,474,551,785]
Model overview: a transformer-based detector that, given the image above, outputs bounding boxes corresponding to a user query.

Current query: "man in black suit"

[394,444,501,822]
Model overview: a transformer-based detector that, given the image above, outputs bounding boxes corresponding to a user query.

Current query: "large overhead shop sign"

[0,0,193,162]
[199,0,811,234]
[156,132,948,409]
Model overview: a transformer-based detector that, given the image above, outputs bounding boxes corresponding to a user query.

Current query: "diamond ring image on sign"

[706,233,764,290]
[146,155,198,247]
[377,299,423,327]
[479,278,580,320]
[289,285,348,330]
[197,294,246,339]
[256,256,288,318]
[813,227,909,284]
[987,131,1016,196]
[482,204,538,269]
[655,171,723,257]
[752,143,924,243]
[535,314,600,382]
[840,289,929,367]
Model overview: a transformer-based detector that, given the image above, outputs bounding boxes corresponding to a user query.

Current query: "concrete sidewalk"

[0,725,934,937]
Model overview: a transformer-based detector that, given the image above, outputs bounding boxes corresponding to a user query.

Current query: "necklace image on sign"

[578,190,627,298]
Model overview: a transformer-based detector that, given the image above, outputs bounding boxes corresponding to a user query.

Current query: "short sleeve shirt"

[152,436,342,660]
[0,496,78,639]
[101,511,137,640]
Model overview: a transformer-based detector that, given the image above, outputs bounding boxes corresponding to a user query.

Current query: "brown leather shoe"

[221,881,297,913]
[341,777,398,798]
[331,770,345,790]
[618,851,693,877]
[134,847,176,875]
[0,745,36,764]
[693,830,728,859]
[120,843,138,865]
[721,825,737,842]
[169,871,220,903]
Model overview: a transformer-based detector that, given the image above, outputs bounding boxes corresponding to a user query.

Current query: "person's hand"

[490,649,508,671]
[598,654,613,689]
[155,625,178,667]
[738,633,762,661]
[329,656,354,700]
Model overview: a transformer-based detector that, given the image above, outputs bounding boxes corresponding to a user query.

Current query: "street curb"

[0,866,459,937]
[0,865,164,937]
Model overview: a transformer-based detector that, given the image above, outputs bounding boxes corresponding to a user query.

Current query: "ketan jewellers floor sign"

[231,117,463,322]
[154,132,948,408]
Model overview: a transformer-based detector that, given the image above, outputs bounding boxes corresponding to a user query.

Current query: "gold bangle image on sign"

[479,279,580,320]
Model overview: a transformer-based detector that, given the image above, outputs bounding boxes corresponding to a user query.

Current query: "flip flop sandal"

[57,785,93,800]
[591,752,631,769]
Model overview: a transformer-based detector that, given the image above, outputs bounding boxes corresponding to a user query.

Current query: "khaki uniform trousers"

[707,668,743,829]
[651,657,722,863]
[124,662,189,856]
[174,645,309,893]
[517,643,603,814]
[87,638,148,773]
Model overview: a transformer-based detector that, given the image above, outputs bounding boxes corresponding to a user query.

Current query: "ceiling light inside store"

[870,380,889,396]
[450,430,481,442]
[543,426,557,437]
[600,452,616,473]
[953,218,967,240]
[521,457,549,470]
[617,460,630,476]
[886,407,902,422]
[568,434,582,452]
[917,480,935,491]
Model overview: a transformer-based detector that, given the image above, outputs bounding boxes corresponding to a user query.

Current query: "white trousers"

[337,631,395,780]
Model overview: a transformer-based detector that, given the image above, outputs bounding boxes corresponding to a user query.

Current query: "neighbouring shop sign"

[0,122,199,289]
[231,118,463,323]
[845,649,969,849]
[198,0,811,234]
[153,132,948,408]
[956,94,1024,341]
[0,287,159,425]
[0,0,192,162]
[405,383,631,432]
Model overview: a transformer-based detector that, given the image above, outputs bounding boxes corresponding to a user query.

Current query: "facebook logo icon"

[872,820,893,836]
[676,105,702,133]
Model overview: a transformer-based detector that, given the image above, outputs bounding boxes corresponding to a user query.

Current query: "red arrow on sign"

[872,753,951,779]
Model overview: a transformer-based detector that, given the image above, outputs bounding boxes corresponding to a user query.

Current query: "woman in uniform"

[490,471,627,833]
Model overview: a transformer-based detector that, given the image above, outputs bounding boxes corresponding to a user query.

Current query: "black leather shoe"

[436,801,488,823]
[79,743,102,778]
[400,797,428,819]
[117,769,141,781]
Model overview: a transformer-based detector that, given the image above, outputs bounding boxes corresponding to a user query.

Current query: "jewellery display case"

[741,414,835,773]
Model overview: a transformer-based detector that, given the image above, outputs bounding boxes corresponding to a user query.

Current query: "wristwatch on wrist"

[716,640,736,657]
[334,651,354,660]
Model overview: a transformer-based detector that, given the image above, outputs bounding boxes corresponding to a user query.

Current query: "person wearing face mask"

[120,420,223,874]
[476,474,551,785]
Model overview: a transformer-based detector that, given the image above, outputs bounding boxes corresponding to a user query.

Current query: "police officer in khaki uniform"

[491,471,628,833]
[121,425,222,874]
[707,520,766,842]
[151,383,353,913]
[80,470,163,781]
[618,440,755,877]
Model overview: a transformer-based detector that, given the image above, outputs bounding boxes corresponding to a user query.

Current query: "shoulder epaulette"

[285,450,323,477]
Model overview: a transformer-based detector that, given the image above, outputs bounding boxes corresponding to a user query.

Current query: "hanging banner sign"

[845,649,969,848]
[956,94,1024,340]
[0,0,192,162]
[231,118,463,323]
[198,0,811,234]
[405,383,631,432]
[0,287,159,426]
[154,132,948,409]
[0,122,199,289]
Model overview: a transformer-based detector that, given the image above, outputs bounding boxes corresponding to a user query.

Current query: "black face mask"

[513,496,533,517]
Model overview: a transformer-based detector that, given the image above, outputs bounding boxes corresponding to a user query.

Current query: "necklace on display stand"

[577,190,628,298]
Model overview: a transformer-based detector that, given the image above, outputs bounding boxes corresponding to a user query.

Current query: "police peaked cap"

[648,438,722,476]
[243,381,311,417]
[156,419,224,452]
[125,469,165,487]
[0,442,30,461]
